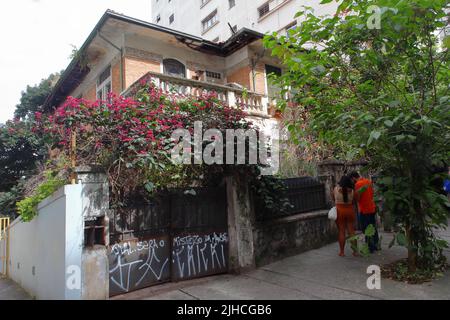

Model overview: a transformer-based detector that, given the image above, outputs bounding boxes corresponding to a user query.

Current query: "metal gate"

[108,187,228,297]
[0,217,10,277]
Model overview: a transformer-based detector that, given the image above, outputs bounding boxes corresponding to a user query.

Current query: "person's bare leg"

[337,221,346,256]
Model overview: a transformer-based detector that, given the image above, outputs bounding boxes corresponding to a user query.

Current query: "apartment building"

[151,0,338,42]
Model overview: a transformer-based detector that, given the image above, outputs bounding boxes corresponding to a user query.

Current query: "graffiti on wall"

[108,232,229,296]
[109,237,170,296]
[172,232,228,281]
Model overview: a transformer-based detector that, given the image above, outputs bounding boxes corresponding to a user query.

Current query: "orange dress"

[334,186,356,255]
[334,187,356,223]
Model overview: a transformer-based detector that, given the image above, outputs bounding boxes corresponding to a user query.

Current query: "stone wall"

[317,159,368,208]
[253,210,338,267]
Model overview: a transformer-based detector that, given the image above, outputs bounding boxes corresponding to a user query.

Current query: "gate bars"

[0,217,10,277]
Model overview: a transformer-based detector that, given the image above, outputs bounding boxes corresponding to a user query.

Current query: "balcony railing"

[123,71,271,118]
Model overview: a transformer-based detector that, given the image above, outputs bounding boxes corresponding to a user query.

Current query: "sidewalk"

[113,229,450,300]
[1,229,449,300]
[0,277,32,300]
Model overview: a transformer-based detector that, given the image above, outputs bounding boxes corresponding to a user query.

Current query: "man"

[349,171,380,253]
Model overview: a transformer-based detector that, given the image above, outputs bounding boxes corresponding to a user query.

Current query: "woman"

[332,175,358,257]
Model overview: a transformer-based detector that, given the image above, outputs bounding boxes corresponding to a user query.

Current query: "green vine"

[16,170,66,222]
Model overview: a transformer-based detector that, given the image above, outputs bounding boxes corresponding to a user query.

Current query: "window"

[265,65,282,77]
[169,14,174,24]
[229,0,236,9]
[285,21,297,36]
[286,21,297,31]
[258,0,286,19]
[84,217,106,247]
[96,65,112,100]
[231,24,238,34]
[258,2,270,18]
[163,59,186,78]
[265,65,282,98]
[205,71,222,80]
[202,9,218,32]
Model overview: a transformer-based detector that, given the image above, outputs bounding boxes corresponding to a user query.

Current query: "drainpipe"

[251,58,256,92]
[97,32,124,92]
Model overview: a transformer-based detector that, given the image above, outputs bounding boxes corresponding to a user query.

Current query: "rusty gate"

[0,217,10,277]
[108,186,228,297]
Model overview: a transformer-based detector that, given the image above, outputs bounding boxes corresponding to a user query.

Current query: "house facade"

[151,0,338,42]
[44,10,284,137]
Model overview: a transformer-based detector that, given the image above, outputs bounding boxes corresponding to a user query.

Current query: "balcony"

[123,71,272,118]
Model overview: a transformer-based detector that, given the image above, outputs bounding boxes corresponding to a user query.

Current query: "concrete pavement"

[1,228,449,300]
[113,230,450,300]
[0,277,32,300]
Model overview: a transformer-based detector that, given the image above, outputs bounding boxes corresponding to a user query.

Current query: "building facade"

[151,0,338,42]
[44,10,284,137]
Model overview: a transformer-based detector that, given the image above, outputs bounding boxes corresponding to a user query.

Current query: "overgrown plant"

[16,170,66,222]
[33,77,292,216]
[265,0,450,274]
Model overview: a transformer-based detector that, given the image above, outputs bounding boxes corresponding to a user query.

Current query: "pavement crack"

[179,288,201,300]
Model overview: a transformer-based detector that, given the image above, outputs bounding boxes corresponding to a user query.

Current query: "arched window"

[163,59,186,78]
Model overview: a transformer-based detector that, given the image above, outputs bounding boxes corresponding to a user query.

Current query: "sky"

[0,0,151,123]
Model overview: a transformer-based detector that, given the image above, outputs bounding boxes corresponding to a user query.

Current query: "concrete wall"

[254,210,338,267]
[7,185,84,300]
[75,166,110,300]
[4,168,111,300]
[225,176,337,271]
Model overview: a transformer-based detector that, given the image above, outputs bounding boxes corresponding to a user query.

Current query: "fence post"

[261,96,269,115]
[225,175,256,273]
[318,175,334,209]
[227,90,236,108]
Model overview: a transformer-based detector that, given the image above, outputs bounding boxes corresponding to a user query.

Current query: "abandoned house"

[2,10,339,300]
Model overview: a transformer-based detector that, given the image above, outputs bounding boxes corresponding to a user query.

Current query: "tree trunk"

[406,226,417,272]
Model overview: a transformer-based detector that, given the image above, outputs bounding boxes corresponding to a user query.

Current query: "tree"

[0,72,60,216]
[14,72,60,119]
[0,120,43,192]
[265,0,449,273]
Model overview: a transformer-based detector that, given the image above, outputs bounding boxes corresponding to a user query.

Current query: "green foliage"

[348,224,378,258]
[0,120,45,193]
[16,170,65,222]
[0,72,60,217]
[14,73,60,119]
[249,173,294,216]
[265,0,450,272]
[0,182,24,219]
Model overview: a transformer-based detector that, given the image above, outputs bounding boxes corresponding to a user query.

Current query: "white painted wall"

[7,185,84,300]
[151,0,339,42]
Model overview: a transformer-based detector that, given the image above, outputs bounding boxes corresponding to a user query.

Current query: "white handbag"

[328,206,337,221]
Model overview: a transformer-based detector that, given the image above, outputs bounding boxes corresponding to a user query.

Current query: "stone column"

[318,174,334,209]
[75,166,110,300]
[225,176,256,273]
